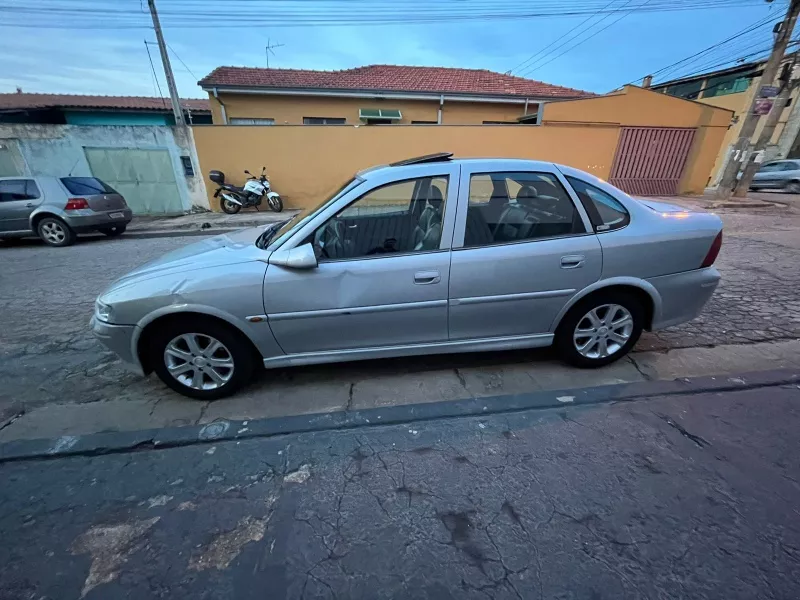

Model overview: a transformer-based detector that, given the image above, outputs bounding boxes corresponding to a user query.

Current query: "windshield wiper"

[256,218,292,249]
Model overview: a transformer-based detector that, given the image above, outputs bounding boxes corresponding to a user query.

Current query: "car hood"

[110,227,270,288]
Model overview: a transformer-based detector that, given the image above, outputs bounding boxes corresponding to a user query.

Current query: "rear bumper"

[648,267,720,330]
[90,316,144,376]
[63,208,133,232]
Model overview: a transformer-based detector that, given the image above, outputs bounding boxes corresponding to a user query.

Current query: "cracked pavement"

[1,200,800,441]
[1,383,798,599]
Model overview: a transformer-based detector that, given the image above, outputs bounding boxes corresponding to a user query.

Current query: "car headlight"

[95,300,113,323]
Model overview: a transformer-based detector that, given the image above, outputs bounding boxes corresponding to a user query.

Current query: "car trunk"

[83,193,127,212]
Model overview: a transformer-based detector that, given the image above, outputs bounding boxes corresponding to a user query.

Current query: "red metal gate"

[608,127,696,196]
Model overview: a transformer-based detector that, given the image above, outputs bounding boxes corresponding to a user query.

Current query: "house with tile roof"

[0,93,211,126]
[198,64,593,126]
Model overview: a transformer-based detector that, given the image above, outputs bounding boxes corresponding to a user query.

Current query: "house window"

[701,74,752,98]
[229,117,275,125]
[664,80,703,100]
[359,109,402,125]
[303,117,346,125]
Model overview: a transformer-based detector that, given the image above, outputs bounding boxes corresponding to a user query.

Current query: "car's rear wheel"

[555,291,644,368]
[100,225,127,237]
[150,318,255,400]
[785,180,800,194]
[37,217,76,247]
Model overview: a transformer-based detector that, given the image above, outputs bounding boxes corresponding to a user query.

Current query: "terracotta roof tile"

[0,93,210,112]
[199,65,593,99]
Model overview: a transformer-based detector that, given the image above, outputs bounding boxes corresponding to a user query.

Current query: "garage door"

[84,148,183,215]
[608,127,696,196]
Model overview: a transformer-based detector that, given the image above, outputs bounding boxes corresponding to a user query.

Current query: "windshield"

[259,177,363,250]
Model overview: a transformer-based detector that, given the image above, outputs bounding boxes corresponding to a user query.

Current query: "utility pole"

[733,54,800,196]
[147,0,184,126]
[715,0,800,200]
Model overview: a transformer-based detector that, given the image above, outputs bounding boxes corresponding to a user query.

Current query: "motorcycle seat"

[220,183,245,193]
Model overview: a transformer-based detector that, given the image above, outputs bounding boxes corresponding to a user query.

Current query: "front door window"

[309,176,449,260]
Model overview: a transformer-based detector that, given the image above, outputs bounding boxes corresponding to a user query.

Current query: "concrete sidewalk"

[126,209,298,237]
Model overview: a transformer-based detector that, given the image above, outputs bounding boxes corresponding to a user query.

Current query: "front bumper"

[64,208,133,233]
[648,267,721,330]
[90,316,144,375]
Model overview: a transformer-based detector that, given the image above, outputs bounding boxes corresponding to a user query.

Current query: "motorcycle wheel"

[221,198,241,214]
[268,195,284,213]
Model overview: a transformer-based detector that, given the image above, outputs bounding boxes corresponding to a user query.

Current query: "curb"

[1,368,798,463]
[123,227,246,239]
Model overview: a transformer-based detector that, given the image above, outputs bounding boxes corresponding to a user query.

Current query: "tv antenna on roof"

[266,38,284,69]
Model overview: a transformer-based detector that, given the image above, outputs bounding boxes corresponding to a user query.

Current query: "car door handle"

[561,255,585,269]
[25,203,35,208]
[414,270,441,285]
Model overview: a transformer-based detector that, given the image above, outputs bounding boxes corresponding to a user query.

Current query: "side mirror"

[269,243,318,269]
[244,169,251,175]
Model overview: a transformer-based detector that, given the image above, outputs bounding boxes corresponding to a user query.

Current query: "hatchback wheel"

[785,181,800,194]
[150,319,255,400]
[555,291,644,368]
[37,217,76,247]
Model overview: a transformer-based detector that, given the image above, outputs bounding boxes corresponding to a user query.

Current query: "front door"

[0,179,42,232]
[448,165,602,340]
[264,169,457,355]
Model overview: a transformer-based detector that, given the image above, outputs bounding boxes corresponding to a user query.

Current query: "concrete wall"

[193,123,620,209]
[543,86,733,193]
[208,93,535,126]
[0,124,209,213]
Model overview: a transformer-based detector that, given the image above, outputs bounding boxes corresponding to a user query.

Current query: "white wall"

[0,124,209,213]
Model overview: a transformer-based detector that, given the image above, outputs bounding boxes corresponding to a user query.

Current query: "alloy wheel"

[573,304,634,359]
[41,221,66,245]
[163,333,235,390]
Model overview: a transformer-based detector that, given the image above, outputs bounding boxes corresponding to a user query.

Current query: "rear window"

[60,177,116,195]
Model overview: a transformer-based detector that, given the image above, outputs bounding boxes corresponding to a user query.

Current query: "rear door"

[448,162,602,340]
[264,163,459,354]
[0,179,43,232]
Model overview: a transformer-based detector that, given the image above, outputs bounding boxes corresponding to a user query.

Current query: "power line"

[144,40,168,110]
[507,0,618,74]
[624,10,780,85]
[518,0,647,78]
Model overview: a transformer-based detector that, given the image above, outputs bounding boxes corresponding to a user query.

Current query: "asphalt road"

[1,199,800,440]
[2,381,798,599]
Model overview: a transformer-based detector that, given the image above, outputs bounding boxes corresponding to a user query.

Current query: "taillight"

[701,231,722,268]
[65,197,89,210]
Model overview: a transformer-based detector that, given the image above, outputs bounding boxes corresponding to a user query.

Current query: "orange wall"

[208,93,532,125]
[542,86,733,193]
[192,124,621,210]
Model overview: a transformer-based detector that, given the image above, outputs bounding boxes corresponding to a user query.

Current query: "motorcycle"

[209,167,283,214]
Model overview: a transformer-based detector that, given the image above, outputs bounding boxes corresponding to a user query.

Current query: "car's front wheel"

[785,180,800,194]
[555,291,644,368]
[150,318,255,400]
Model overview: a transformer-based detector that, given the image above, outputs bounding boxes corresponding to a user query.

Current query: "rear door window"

[60,177,116,195]
[566,177,630,232]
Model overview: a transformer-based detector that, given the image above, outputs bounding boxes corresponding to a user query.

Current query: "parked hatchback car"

[92,154,722,400]
[0,176,132,246]
[748,159,800,193]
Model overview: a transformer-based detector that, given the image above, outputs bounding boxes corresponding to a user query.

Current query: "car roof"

[358,156,561,179]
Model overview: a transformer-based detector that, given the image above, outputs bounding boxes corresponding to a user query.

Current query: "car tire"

[150,318,256,400]
[100,225,127,237]
[555,290,644,368]
[785,181,800,194]
[37,217,76,247]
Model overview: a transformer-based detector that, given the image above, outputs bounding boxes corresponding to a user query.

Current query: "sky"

[0,0,788,99]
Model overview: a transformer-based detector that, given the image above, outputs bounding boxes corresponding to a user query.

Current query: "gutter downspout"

[524,98,529,115]
[438,94,444,125]
[212,87,228,125]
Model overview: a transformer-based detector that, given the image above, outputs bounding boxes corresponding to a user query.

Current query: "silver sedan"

[92,154,722,400]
